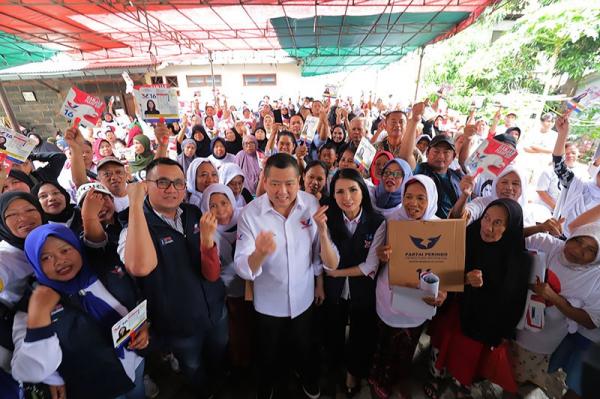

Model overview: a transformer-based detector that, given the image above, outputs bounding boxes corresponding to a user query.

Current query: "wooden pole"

[0,82,19,130]
[413,46,425,102]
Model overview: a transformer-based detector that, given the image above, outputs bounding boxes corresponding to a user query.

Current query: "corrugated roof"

[0,0,497,75]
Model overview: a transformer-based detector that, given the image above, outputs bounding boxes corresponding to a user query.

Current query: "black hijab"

[31,181,80,228]
[0,192,45,249]
[7,169,35,190]
[29,133,61,154]
[253,127,268,152]
[225,128,243,155]
[210,137,228,160]
[460,198,532,347]
[191,125,211,158]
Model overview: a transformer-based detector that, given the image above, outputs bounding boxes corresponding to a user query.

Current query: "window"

[149,76,179,86]
[243,74,276,86]
[187,75,222,87]
[165,76,178,87]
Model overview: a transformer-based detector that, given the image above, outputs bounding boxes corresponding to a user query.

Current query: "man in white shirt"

[524,113,558,155]
[234,153,339,399]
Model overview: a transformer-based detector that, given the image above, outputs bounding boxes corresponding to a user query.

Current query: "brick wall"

[0,78,132,138]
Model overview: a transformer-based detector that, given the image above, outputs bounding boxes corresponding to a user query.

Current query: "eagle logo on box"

[409,235,442,250]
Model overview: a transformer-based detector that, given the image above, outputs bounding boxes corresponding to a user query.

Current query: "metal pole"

[413,46,425,102]
[208,50,216,104]
[0,82,19,130]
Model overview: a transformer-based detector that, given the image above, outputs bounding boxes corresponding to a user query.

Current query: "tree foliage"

[423,0,600,124]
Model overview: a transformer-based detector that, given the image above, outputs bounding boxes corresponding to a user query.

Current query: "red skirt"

[428,299,518,393]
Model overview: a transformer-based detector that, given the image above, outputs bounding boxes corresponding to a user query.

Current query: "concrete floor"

[149,332,562,399]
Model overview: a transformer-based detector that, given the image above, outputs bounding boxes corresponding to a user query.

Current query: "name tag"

[160,236,174,246]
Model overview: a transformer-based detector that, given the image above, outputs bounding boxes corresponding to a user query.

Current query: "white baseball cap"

[76,182,113,206]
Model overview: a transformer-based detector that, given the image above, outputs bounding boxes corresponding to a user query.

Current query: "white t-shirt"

[535,168,562,211]
[517,234,600,354]
[524,130,558,152]
[113,195,129,213]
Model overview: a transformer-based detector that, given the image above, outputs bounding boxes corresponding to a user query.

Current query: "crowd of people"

[0,90,599,399]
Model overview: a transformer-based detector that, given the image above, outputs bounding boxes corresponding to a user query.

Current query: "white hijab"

[219,162,246,187]
[490,166,527,207]
[560,222,600,270]
[186,157,219,208]
[392,174,439,222]
[199,184,240,245]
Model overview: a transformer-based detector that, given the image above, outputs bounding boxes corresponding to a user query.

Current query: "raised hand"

[466,270,483,287]
[127,181,147,207]
[254,231,276,257]
[27,286,61,328]
[463,124,477,138]
[296,142,308,159]
[555,114,569,136]
[154,119,170,146]
[64,125,84,148]
[81,187,105,220]
[459,175,475,196]
[312,205,329,232]
[200,211,218,248]
[411,100,428,121]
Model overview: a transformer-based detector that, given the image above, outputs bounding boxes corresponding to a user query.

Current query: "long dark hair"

[327,169,379,242]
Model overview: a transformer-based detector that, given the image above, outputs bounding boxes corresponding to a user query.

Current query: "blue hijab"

[374,158,413,209]
[24,224,123,347]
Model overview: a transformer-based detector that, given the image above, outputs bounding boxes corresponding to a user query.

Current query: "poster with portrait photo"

[111,300,147,348]
[134,84,179,123]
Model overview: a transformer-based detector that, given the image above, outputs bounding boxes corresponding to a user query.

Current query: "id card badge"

[111,300,147,348]
[525,295,545,331]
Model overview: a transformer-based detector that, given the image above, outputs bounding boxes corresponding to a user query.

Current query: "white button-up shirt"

[234,191,336,318]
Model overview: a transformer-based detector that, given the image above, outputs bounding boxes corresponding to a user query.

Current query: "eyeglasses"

[382,170,404,179]
[147,178,186,190]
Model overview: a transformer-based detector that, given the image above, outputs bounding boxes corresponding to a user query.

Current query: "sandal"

[344,384,361,398]
[451,384,473,399]
[344,373,360,398]
[423,380,440,399]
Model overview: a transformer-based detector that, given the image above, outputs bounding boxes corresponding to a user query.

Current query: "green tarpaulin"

[0,32,56,70]
[271,11,470,76]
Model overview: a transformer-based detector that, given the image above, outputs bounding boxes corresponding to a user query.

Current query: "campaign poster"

[134,84,179,123]
[465,138,518,177]
[300,115,320,142]
[111,300,147,348]
[0,127,37,164]
[60,87,106,128]
[354,137,376,170]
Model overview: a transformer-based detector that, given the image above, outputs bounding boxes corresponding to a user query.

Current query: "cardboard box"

[387,219,466,292]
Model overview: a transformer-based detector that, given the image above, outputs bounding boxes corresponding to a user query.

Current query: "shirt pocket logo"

[300,218,312,229]
[364,233,374,249]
